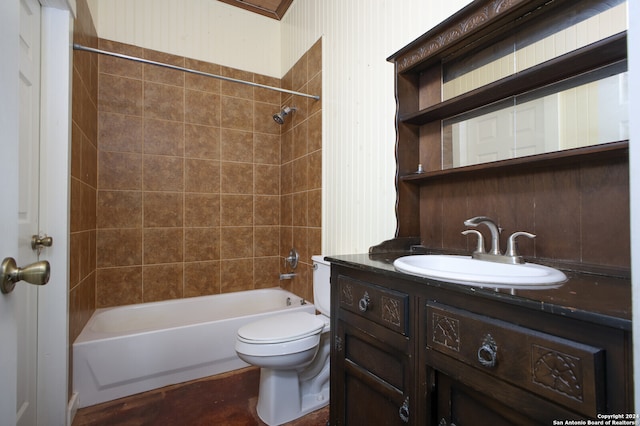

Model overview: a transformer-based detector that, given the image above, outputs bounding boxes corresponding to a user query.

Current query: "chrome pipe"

[72,43,321,101]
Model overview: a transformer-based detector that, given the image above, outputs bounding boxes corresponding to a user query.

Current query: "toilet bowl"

[235,255,331,426]
[235,311,326,369]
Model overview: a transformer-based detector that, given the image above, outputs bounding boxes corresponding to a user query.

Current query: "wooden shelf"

[399,33,627,126]
[400,141,628,182]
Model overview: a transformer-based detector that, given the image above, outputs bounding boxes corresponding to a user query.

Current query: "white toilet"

[235,255,331,426]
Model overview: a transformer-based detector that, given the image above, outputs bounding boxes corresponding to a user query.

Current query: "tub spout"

[280,273,296,280]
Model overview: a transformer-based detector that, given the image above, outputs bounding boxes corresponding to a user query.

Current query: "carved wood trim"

[341,282,354,306]
[432,313,461,352]
[532,344,584,402]
[393,0,531,72]
[382,296,401,326]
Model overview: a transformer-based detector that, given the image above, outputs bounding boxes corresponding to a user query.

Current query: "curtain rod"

[72,44,321,101]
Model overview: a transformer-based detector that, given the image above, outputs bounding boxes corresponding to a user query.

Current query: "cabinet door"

[432,370,543,426]
[332,318,414,425]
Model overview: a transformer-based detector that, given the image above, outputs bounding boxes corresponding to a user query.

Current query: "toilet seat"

[237,312,325,344]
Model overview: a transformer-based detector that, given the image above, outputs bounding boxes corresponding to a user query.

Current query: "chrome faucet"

[463,216,502,255]
[462,216,535,264]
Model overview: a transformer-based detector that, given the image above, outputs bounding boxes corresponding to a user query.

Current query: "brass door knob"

[32,235,53,250]
[1,257,51,294]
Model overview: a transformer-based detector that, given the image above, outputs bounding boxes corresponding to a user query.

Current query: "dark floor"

[72,367,329,426]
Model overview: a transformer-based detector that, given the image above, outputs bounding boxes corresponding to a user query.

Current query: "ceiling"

[217,0,294,20]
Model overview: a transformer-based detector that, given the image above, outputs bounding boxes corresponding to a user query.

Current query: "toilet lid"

[237,312,325,343]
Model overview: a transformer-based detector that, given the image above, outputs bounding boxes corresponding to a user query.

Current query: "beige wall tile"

[221,194,253,226]
[308,189,321,227]
[97,228,142,267]
[96,267,143,307]
[98,39,143,79]
[254,101,282,135]
[255,164,279,195]
[254,133,280,164]
[143,192,183,227]
[221,129,253,162]
[185,90,221,126]
[220,226,253,259]
[220,96,253,131]
[144,82,184,121]
[143,155,184,191]
[97,190,142,228]
[99,112,143,153]
[98,151,142,190]
[184,261,221,297]
[185,124,220,159]
[220,66,254,100]
[221,162,253,194]
[143,264,184,302]
[99,74,143,115]
[143,118,184,156]
[185,227,220,261]
[143,49,185,87]
[254,195,279,226]
[185,158,220,193]
[185,194,220,227]
[254,74,281,105]
[143,228,184,264]
[185,59,221,93]
[254,226,279,257]
[220,259,253,293]
[253,257,280,289]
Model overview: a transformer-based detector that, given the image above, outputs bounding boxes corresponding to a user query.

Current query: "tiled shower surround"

[69,20,322,356]
[94,39,322,308]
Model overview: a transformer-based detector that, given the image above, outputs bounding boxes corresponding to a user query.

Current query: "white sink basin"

[393,255,567,288]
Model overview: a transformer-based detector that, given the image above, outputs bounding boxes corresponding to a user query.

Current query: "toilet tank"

[311,255,330,317]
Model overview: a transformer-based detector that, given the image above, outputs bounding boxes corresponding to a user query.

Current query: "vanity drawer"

[337,275,409,335]
[426,302,605,417]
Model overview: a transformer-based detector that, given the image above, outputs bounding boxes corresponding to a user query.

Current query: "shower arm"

[73,44,321,101]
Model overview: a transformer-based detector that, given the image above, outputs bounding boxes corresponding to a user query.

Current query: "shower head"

[273,106,297,125]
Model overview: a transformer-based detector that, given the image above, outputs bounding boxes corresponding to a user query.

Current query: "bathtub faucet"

[280,273,296,280]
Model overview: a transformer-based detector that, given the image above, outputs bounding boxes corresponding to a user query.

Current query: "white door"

[0,0,24,422]
[0,0,46,424]
[16,0,43,424]
[2,2,71,424]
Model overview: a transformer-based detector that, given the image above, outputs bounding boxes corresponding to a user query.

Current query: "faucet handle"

[462,230,486,254]
[505,232,536,258]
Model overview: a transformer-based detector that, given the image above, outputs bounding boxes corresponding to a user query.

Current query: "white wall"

[281,0,471,254]
[87,0,282,77]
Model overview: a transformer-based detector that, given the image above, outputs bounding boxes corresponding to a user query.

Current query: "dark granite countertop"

[326,252,632,331]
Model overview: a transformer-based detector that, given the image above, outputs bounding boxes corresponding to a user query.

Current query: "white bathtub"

[73,287,315,408]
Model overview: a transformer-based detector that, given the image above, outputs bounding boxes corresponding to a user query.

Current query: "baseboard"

[66,392,79,426]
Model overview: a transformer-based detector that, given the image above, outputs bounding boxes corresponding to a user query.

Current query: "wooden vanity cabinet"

[330,262,632,426]
[330,268,419,425]
[422,300,614,425]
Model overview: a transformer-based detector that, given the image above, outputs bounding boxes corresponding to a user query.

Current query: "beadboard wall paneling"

[281,0,471,255]
[88,0,282,77]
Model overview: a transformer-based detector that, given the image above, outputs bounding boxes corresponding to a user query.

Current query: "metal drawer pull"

[399,396,409,423]
[358,292,371,312]
[477,334,498,368]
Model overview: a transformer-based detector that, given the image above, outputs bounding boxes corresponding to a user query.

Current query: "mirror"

[440,0,628,169]
[442,66,628,169]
